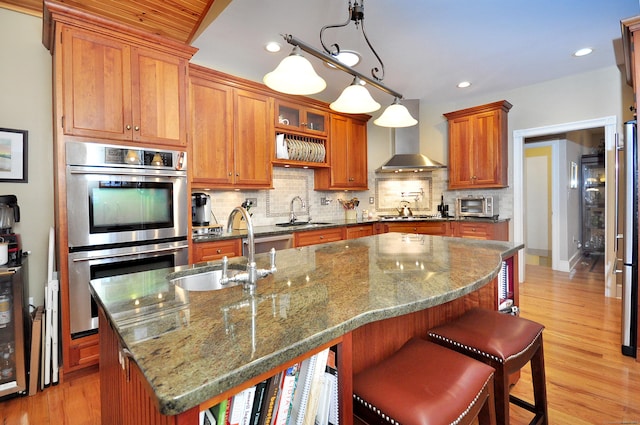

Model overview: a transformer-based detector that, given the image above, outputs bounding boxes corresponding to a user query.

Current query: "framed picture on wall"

[0,128,27,183]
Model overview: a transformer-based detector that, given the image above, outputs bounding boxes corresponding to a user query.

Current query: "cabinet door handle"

[134,126,140,131]
[216,249,222,254]
[126,125,131,130]
[228,172,232,176]
[319,235,324,239]
[349,177,354,182]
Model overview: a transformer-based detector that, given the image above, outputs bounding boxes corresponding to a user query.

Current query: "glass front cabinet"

[581,154,605,255]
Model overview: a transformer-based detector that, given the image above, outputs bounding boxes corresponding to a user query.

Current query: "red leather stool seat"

[353,337,496,425]
[428,308,548,425]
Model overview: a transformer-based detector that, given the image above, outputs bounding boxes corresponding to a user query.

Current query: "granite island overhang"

[90,232,523,418]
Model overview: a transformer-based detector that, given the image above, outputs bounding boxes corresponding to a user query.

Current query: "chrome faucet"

[289,196,306,224]
[220,206,276,295]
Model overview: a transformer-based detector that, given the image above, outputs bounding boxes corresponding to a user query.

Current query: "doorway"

[513,116,618,297]
[524,145,553,268]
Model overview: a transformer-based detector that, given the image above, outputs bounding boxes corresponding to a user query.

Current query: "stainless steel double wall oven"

[66,142,189,338]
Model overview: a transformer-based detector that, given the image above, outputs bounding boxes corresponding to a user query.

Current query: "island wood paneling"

[351,275,498,375]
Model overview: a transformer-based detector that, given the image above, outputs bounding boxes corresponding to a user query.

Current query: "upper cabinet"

[444,100,512,189]
[314,114,369,191]
[275,100,329,137]
[189,65,273,189]
[60,26,190,147]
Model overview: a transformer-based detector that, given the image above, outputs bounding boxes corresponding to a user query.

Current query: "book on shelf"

[326,350,339,425]
[289,353,318,425]
[315,348,338,425]
[200,409,216,425]
[240,386,257,425]
[301,348,331,425]
[209,398,229,425]
[250,379,270,425]
[273,363,301,425]
[261,371,284,425]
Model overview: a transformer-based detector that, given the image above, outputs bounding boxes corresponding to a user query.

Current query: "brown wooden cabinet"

[444,100,512,189]
[61,26,189,147]
[384,220,509,240]
[45,2,197,374]
[386,221,450,235]
[294,227,344,247]
[451,221,508,241]
[275,99,329,137]
[192,239,242,263]
[189,65,273,189]
[345,224,374,239]
[315,114,369,190]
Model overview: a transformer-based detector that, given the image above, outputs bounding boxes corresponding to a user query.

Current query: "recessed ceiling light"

[457,81,471,88]
[573,48,593,57]
[326,50,362,68]
[265,42,282,53]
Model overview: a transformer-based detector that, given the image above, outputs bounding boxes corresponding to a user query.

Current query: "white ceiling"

[191,0,640,107]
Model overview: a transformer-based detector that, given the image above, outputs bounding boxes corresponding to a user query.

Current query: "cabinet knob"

[216,249,222,254]
[320,236,324,239]
[236,172,239,177]
[349,177,354,182]
[126,125,131,130]
[228,172,232,176]
[134,126,140,131]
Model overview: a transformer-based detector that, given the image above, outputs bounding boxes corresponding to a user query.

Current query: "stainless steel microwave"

[455,196,498,218]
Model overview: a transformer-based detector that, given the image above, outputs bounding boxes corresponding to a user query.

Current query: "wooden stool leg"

[530,339,548,425]
[494,365,510,425]
[477,375,497,425]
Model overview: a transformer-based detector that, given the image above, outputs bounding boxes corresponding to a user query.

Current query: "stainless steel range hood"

[376,99,446,173]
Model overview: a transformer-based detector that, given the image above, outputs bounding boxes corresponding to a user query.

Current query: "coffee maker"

[0,195,22,265]
[191,193,211,226]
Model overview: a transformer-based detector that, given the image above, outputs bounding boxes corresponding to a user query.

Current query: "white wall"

[0,9,54,306]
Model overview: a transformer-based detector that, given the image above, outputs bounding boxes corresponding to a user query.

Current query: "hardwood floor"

[510,259,640,424]
[0,258,638,424]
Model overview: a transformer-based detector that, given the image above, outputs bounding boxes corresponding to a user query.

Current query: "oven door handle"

[68,166,186,178]
[71,243,189,262]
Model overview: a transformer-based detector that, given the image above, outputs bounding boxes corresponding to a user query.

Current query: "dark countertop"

[90,233,523,416]
[193,217,510,243]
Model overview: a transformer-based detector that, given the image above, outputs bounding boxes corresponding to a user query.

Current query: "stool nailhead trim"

[353,394,400,425]
[353,374,492,425]
[427,329,543,363]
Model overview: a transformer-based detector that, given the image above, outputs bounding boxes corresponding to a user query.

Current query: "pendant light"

[264,0,417,127]
[263,46,326,95]
[374,98,418,128]
[330,77,381,113]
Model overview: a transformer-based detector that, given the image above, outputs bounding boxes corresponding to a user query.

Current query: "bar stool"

[427,308,548,425]
[353,337,497,425]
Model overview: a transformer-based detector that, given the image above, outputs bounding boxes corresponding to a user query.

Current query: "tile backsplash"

[198,167,512,227]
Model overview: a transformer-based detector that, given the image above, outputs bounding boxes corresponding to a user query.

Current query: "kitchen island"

[91,233,523,425]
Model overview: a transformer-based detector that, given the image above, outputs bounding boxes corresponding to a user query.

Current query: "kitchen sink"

[275,221,332,227]
[170,264,245,291]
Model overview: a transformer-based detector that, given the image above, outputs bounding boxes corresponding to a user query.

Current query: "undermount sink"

[275,221,332,227]
[170,264,245,291]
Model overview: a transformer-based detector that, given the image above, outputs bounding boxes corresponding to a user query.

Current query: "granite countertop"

[90,233,523,416]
